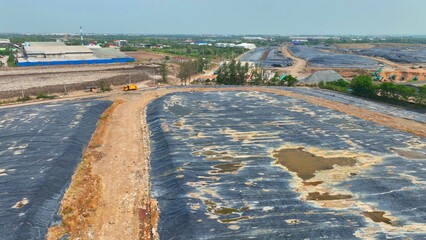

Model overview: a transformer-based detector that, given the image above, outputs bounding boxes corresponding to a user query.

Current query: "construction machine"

[371,66,384,81]
[123,84,138,91]
[389,74,397,81]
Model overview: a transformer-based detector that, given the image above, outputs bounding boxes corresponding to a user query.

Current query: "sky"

[0,0,424,35]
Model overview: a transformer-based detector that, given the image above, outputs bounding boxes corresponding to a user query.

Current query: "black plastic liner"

[0,99,111,240]
[239,47,293,68]
[147,91,426,239]
[290,45,378,69]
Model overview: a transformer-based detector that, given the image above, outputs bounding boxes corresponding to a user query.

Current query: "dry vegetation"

[47,100,124,240]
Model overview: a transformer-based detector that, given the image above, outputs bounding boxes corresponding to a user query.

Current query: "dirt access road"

[45,86,426,240]
[280,44,309,78]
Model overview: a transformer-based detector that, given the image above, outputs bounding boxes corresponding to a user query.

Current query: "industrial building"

[215,42,256,50]
[0,39,11,50]
[17,42,135,67]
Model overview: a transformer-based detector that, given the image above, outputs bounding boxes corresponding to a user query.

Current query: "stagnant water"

[147,91,426,239]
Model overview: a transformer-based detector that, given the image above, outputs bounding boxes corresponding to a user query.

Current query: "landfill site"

[0,40,426,240]
[238,43,426,85]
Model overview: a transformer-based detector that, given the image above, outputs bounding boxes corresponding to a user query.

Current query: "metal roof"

[24,46,93,55]
[0,39,10,44]
[91,48,128,59]
[25,42,66,47]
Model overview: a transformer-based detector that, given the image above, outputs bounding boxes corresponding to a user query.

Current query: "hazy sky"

[0,0,424,35]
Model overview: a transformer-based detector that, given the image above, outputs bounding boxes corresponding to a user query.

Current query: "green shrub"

[351,75,377,97]
[99,82,112,92]
[318,80,350,93]
[17,96,32,102]
[36,93,57,99]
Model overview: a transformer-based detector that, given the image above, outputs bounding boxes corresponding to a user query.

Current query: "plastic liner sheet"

[147,91,425,240]
[0,99,111,240]
[278,87,426,124]
[352,46,426,64]
[239,47,293,68]
[290,45,378,69]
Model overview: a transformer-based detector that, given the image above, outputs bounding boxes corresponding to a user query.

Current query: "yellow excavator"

[123,84,138,91]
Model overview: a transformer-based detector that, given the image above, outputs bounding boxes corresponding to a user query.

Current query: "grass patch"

[36,93,57,99]
[17,96,32,102]
[319,84,350,93]
[99,81,112,92]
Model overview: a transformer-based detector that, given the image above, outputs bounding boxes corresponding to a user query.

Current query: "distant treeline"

[319,76,426,106]
[0,48,16,67]
[177,57,209,85]
[216,59,297,86]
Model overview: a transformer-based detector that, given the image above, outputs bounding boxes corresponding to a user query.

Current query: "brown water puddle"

[273,147,357,180]
[201,150,235,160]
[211,163,242,174]
[173,121,183,127]
[306,192,352,201]
[220,216,250,223]
[214,207,249,215]
[207,156,235,161]
[364,211,392,225]
[390,148,426,160]
[204,200,250,223]
[203,150,228,156]
[303,181,324,186]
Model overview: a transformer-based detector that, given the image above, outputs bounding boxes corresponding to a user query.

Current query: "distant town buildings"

[0,39,11,49]
[216,43,256,50]
[243,37,268,41]
[290,36,342,44]
[138,43,170,49]
[114,40,128,47]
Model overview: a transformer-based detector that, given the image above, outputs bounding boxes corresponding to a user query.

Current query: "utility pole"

[153,68,156,86]
[20,82,24,98]
[80,26,84,45]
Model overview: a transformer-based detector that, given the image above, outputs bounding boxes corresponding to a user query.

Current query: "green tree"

[251,68,263,86]
[267,73,280,86]
[186,47,192,55]
[417,85,426,104]
[194,57,209,73]
[178,60,196,85]
[378,82,397,99]
[160,61,168,83]
[351,75,377,97]
[7,52,16,67]
[229,60,237,85]
[332,79,350,88]
[216,62,228,85]
[216,61,249,85]
[394,84,415,101]
[377,82,415,101]
[283,75,298,86]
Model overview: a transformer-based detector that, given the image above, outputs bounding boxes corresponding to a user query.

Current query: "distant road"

[280,44,309,78]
